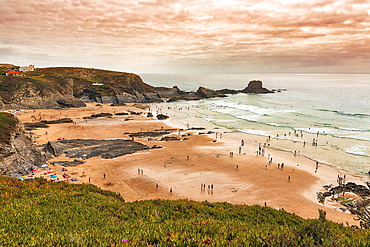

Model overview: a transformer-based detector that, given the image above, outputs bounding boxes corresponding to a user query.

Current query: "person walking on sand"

[170,188,172,193]
[103,173,106,179]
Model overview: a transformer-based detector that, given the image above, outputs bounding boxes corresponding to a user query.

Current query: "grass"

[0,113,18,144]
[0,175,369,246]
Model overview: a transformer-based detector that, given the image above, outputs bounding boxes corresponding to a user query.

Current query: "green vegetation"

[0,66,19,76]
[0,176,369,246]
[0,112,18,144]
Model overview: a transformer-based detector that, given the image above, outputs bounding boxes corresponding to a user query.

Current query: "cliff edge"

[0,112,46,177]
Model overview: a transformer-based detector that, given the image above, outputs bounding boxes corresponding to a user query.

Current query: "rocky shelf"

[44,139,156,159]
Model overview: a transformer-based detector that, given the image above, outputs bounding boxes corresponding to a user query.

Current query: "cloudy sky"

[0,0,369,73]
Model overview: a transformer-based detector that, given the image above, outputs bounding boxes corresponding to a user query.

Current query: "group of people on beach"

[201,183,214,195]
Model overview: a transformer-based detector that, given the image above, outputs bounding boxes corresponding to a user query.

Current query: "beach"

[18,103,367,225]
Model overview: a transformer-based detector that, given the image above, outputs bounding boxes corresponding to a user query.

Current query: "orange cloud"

[0,0,369,73]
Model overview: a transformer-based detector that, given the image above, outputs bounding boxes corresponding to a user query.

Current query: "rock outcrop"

[196,87,227,98]
[44,139,152,159]
[240,80,274,94]
[0,112,46,177]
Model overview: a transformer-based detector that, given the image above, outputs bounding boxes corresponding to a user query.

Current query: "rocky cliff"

[0,66,275,109]
[0,67,202,108]
[0,112,46,177]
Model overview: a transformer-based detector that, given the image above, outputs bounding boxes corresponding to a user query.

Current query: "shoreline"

[16,103,368,225]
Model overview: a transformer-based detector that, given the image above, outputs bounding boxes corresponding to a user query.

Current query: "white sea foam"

[237,128,270,137]
[235,115,261,122]
[346,146,370,157]
[211,101,294,116]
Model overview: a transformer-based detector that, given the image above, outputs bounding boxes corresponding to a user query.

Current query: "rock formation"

[240,80,274,94]
[44,139,152,159]
[0,112,46,177]
[196,86,227,98]
[0,66,276,109]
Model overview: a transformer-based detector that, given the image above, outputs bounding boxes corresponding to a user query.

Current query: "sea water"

[141,73,370,177]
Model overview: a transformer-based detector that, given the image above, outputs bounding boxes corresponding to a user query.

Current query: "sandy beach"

[17,103,367,225]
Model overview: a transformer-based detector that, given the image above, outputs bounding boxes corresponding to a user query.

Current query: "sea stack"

[240,80,274,94]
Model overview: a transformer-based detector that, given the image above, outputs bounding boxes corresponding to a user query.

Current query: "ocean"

[140,73,370,177]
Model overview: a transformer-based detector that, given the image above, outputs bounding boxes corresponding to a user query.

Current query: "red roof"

[7,71,21,74]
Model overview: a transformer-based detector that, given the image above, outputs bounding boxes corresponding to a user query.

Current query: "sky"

[0,0,369,74]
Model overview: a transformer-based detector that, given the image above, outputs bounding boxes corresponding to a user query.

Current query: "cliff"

[0,112,46,177]
[0,66,275,109]
[0,67,189,109]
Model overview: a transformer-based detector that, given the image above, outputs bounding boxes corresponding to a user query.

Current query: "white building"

[19,64,35,72]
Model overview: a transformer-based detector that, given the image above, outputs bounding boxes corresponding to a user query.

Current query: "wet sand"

[17,103,366,225]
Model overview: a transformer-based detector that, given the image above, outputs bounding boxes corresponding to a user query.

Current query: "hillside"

[0,112,45,176]
[0,67,215,109]
[0,175,369,246]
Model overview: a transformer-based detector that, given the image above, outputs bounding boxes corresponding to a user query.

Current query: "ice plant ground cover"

[0,176,369,246]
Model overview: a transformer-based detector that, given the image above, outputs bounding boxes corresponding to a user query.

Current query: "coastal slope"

[0,67,212,108]
[0,112,45,176]
[0,66,271,109]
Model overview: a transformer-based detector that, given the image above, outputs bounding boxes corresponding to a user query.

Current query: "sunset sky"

[0,0,369,74]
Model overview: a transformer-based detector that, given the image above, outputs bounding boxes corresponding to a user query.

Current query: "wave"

[346,146,370,157]
[318,109,370,118]
[208,108,370,142]
[211,101,295,116]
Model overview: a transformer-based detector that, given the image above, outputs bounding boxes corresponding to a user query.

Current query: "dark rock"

[128,131,170,138]
[110,103,125,106]
[56,98,86,108]
[157,114,169,120]
[190,127,206,130]
[240,80,274,94]
[41,118,74,124]
[0,113,46,177]
[160,136,182,141]
[89,113,113,118]
[50,160,78,167]
[151,145,163,149]
[115,112,129,116]
[24,122,49,130]
[196,86,227,98]
[217,89,239,94]
[147,112,153,117]
[44,139,150,159]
